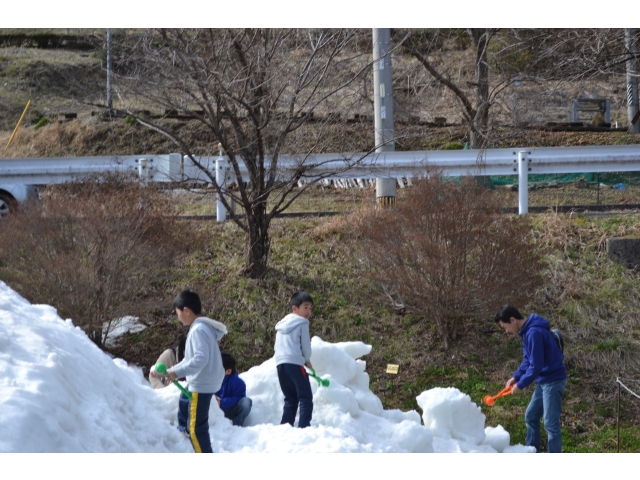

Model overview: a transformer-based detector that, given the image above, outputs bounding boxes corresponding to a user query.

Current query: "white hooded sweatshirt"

[274,313,311,366]
[171,317,227,394]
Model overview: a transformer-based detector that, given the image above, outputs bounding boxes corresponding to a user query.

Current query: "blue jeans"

[525,378,567,453]
[277,363,313,428]
[222,397,253,426]
[177,391,214,453]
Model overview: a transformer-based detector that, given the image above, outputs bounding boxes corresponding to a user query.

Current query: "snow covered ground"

[0,279,621,474]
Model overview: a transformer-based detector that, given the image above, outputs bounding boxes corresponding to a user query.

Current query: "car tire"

[0,192,17,217]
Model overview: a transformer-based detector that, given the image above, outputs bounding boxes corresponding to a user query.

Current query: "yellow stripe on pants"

[189,392,202,453]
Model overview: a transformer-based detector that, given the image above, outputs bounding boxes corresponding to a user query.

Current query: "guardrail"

[0,154,182,184]
[184,145,640,181]
[2,145,640,216]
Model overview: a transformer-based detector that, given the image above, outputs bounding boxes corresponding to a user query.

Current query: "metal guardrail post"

[137,158,149,183]
[518,151,529,215]
[215,156,228,222]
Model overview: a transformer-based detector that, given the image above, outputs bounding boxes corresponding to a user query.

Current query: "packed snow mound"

[0,281,534,452]
[417,388,535,453]
[418,387,487,444]
[231,337,434,452]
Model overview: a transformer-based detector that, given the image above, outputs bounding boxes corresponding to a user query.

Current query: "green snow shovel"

[306,367,330,387]
[155,362,192,399]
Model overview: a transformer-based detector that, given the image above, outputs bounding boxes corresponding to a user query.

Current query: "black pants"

[277,363,313,428]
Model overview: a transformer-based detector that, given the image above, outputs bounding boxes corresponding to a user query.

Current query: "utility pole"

[625,28,639,134]
[107,28,113,113]
[372,28,396,205]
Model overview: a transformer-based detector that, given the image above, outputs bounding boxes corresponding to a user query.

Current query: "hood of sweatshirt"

[518,313,550,338]
[195,317,228,336]
[275,313,308,334]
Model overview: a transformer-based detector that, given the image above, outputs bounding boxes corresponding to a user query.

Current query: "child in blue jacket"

[494,304,567,453]
[215,353,252,426]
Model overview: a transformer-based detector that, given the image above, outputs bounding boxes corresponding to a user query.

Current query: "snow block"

[417,387,486,444]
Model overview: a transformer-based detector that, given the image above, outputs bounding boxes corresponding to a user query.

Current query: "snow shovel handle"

[499,385,514,396]
[306,367,330,387]
[155,362,192,399]
[483,385,514,406]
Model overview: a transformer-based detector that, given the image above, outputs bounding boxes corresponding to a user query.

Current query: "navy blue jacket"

[214,373,246,410]
[514,313,566,389]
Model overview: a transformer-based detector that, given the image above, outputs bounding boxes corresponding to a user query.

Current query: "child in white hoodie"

[150,289,227,452]
[274,291,314,428]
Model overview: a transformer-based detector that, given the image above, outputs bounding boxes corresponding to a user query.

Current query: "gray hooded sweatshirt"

[171,317,227,394]
[274,313,311,366]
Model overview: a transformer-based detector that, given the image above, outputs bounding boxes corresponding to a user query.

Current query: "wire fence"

[616,375,640,452]
[491,172,640,208]
[325,172,640,209]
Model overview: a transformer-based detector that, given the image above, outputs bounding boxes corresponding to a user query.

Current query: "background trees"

[395,28,640,147]
[400,29,499,149]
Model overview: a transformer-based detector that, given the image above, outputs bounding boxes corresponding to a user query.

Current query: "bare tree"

[399,29,504,149]
[351,175,545,350]
[394,29,640,143]
[112,29,373,278]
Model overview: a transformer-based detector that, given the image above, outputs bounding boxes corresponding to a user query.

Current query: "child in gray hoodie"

[274,291,313,428]
[151,289,226,452]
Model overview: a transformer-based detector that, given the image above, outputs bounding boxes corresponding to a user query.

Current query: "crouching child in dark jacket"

[215,353,252,426]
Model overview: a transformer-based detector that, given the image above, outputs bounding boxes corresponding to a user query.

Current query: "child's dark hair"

[494,304,524,324]
[221,352,237,374]
[289,291,313,308]
[173,289,202,315]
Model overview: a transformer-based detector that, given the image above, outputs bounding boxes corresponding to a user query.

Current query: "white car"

[0,184,40,217]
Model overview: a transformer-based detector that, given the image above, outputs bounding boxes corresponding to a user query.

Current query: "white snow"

[0,279,535,454]
[103,316,146,347]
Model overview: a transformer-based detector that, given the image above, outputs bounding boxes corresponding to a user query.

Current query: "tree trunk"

[246,204,270,279]
[470,29,490,149]
[470,29,493,188]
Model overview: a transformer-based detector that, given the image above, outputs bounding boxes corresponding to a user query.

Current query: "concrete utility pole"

[372,28,396,205]
[625,28,639,134]
[107,28,113,112]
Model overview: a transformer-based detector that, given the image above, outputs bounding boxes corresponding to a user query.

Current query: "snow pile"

[227,338,434,452]
[0,280,533,452]
[417,388,533,453]
[0,282,191,452]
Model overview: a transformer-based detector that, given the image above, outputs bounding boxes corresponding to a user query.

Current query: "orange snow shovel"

[483,386,513,406]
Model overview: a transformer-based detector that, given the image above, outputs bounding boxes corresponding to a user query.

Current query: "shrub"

[0,173,189,348]
[350,175,546,349]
